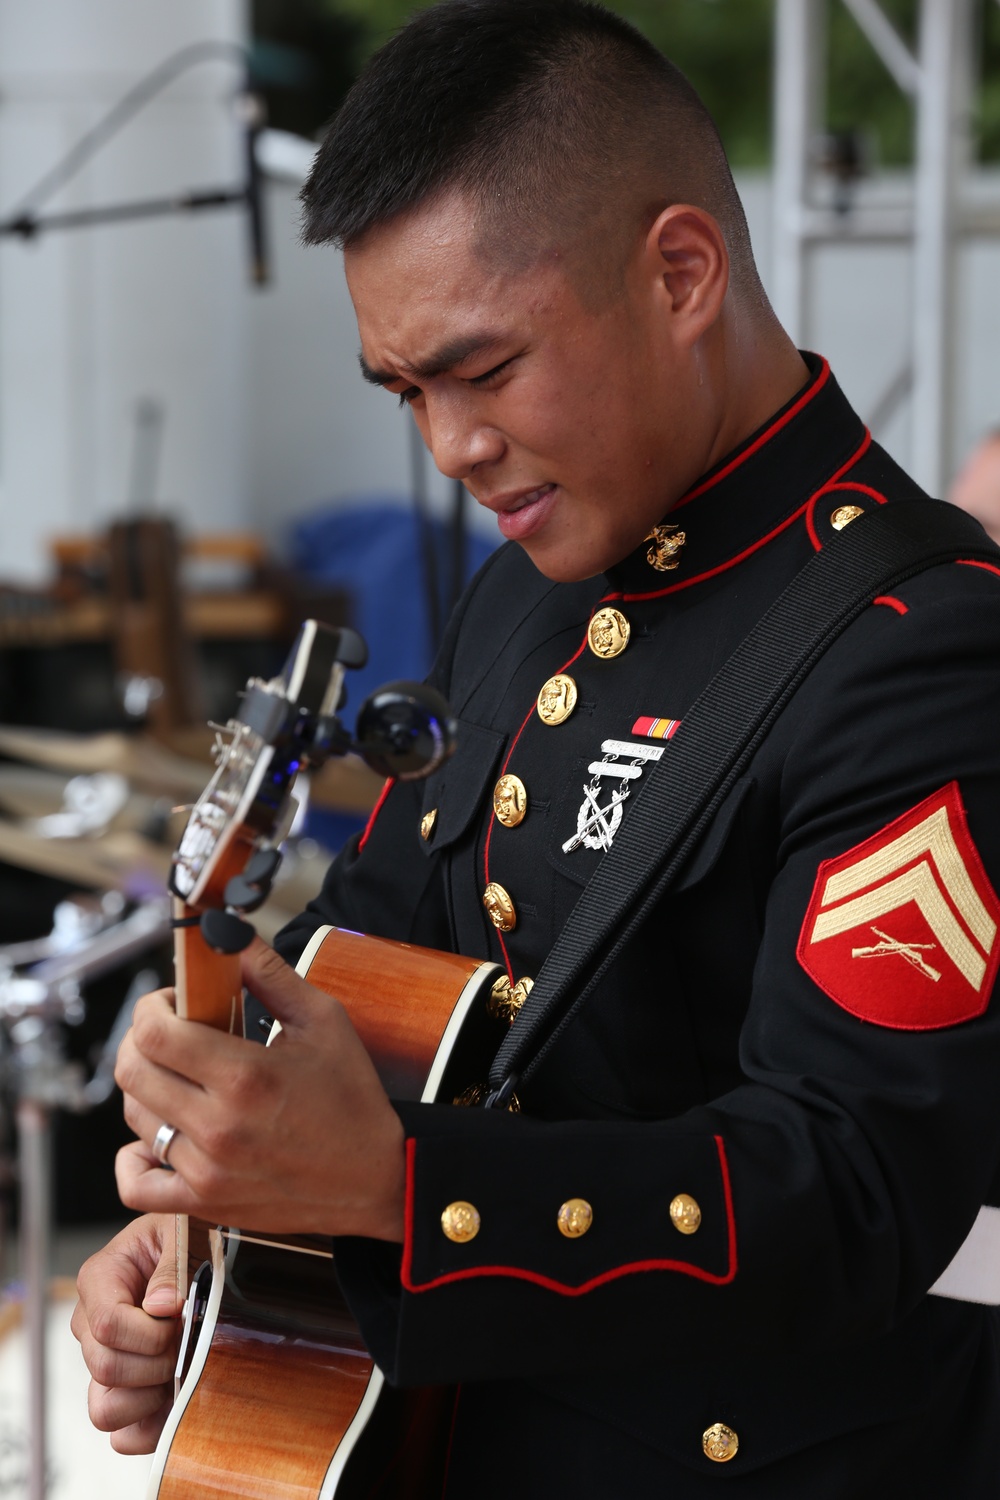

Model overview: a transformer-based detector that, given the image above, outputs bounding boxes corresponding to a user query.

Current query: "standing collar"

[604,353,869,601]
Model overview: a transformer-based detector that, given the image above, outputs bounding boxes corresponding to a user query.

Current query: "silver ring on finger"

[151,1122,179,1169]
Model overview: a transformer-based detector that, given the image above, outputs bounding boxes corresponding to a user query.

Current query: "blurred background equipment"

[0,36,270,286]
[950,426,1000,542]
[0,911,169,1500]
[0,614,452,1499]
[3,1,1000,602]
[772,0,1000,499]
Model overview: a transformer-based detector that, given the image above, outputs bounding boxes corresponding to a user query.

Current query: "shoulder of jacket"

[868,554,1000,621]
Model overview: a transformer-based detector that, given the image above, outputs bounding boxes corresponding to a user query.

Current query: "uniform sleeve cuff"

[394,1101,737,1296]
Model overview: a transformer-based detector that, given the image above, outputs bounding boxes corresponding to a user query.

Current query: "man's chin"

[515,536,614,585]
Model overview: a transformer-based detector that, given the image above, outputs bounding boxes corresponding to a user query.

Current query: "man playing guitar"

[74,2,1000,1493]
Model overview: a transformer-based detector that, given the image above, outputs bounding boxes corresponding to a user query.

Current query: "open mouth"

[496,483,557,541]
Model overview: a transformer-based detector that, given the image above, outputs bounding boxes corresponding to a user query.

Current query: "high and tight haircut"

[301,0,759,297]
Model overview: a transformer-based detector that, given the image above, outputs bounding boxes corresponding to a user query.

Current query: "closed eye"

[395,356,516,408]
[468,357,514,389]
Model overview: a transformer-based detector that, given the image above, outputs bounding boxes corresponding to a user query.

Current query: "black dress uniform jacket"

[277,355,1000,1496]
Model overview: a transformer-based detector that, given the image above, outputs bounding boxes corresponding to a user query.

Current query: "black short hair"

[301,0,757,295]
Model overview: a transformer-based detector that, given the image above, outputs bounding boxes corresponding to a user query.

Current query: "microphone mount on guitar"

[167,619,458,955]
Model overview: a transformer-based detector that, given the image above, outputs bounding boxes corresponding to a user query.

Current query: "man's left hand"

[114,939,405,1242]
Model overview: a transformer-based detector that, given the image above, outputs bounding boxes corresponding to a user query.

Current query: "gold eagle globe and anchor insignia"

[645,521,686,572]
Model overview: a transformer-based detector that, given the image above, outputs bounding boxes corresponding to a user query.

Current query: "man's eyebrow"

[358,331,507,387]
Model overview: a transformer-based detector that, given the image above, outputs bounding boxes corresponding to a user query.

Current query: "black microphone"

[240,84,269,286]
[355,682,458,780]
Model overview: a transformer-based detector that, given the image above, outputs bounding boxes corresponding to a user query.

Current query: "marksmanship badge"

[563,738,664,853]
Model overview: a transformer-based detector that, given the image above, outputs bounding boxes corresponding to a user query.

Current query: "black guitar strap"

[486,499,1000,1104]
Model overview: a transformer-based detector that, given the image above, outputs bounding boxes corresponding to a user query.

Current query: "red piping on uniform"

[873,595,908,615]
[483,637,589,982]
[358,777,395,852]
[485,391,868,966]
[817,478,889,508]
[957,558,1000,579]
[400,1135,738,1296]
[605,501,810,605]
[804,440,879,551]
[717,1133,738,1279]
[600,432,876,607]
[672,357,831,511]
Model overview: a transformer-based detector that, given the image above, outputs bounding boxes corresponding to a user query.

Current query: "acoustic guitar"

[145,622,504,1499]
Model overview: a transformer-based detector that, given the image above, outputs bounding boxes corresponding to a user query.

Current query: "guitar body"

[148,926,503,1499]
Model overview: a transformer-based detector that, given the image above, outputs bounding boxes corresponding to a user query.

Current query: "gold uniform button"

[452,1081,522,1112]
[441,1201,481,1244]
[537,673,578,725]
[483,882,517,932]
[420,808,437,841]
[669,1193,702,1235]
[588,606,630,659]
[702,1422,739,1463]
[831,503,865,531]
[487,973,534,1023]
[493,773,527,828]
[557,1198,593,1238]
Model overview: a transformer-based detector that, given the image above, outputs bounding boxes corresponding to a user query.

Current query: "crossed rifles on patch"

[852,926,941,982]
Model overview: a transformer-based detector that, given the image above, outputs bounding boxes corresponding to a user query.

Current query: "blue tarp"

[289,499,498,847]
[290,498,498,713]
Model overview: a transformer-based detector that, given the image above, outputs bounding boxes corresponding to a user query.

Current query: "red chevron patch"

[797,783,1000,1030]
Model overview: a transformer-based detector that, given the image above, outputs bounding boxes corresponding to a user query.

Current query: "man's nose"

[423,396,504,480]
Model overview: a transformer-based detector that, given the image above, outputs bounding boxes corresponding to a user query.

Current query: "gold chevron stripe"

[812,860,986,991]
[821,805,995,955]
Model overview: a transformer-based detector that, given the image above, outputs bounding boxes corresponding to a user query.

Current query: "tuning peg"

[223,846,283,912]
[200,909,256,954]
[245,847,282,885]
[332,627,368,670]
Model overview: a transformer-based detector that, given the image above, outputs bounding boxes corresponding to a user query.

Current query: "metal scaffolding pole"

[771,0,986,496]
[911,0,974,495]
[772,0,825,344]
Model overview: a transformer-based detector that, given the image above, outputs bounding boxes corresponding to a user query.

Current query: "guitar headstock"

[169,619,458,940]
[170,621,366,914]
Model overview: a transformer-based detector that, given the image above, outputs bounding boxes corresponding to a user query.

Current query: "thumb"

[142,1239,182,1317]
[239,937,320,1034]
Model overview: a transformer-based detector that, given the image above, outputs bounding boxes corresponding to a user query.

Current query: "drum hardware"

[0,898,172,1500]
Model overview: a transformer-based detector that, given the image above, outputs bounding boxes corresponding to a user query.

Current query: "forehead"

[343,193,579,366]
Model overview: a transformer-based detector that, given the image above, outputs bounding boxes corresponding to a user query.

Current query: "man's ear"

[644,204,730,343]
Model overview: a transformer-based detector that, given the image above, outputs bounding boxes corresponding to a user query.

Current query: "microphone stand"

[0,38,269,284]
[1,187,247,239]
[0,171,268,286]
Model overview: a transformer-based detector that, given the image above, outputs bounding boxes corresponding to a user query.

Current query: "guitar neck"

[171,897,244,1300]
[173,897,245,1028]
